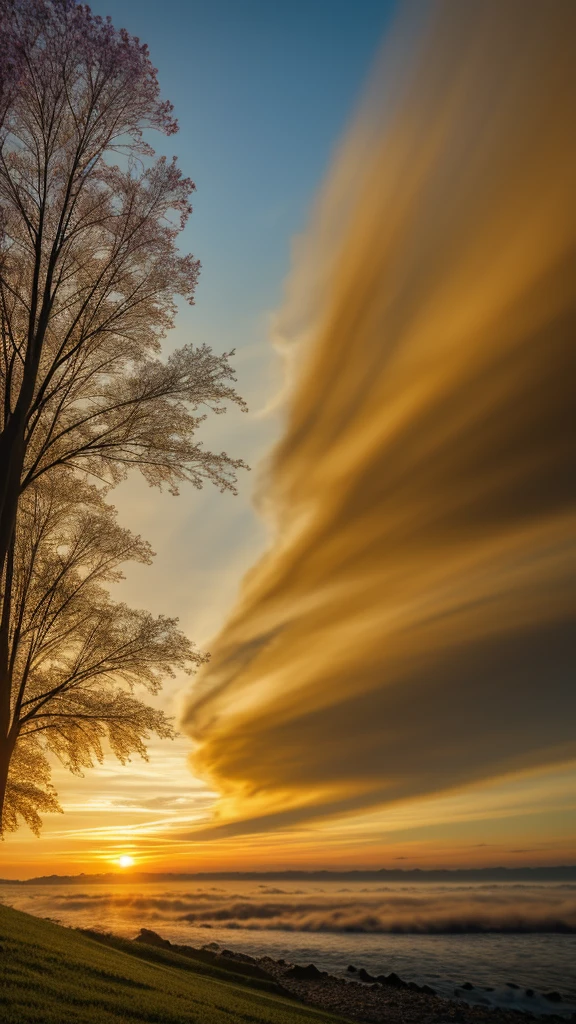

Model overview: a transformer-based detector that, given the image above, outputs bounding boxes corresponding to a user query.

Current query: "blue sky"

[86,0,397,647]
[91,0,396,349]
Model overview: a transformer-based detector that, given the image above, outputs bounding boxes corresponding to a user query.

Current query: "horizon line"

[2,865,576,884]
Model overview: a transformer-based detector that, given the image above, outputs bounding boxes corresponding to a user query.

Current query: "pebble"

[259,956,552,1024]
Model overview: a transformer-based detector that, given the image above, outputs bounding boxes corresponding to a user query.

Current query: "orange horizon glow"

[1,757,574,880]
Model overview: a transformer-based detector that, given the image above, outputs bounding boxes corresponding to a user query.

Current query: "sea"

[1,878,575,1018]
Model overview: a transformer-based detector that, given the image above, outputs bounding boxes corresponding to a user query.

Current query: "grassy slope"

[0,904,345,1024]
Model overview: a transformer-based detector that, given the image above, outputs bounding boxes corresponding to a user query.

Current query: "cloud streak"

[182,1,576,836]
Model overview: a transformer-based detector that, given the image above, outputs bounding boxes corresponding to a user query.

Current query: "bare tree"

[0,0,247,805]
[0,469,203,833]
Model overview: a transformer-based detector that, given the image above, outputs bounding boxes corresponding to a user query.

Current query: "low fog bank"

[4,882,576,935]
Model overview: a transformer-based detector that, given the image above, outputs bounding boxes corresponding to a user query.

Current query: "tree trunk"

[0,734,14,834]
[0,481,18,836]
[0,419,23,574]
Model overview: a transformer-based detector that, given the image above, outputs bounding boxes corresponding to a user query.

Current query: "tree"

[0,1,26,131]
[0,0,246,822]
[0,469,203,833]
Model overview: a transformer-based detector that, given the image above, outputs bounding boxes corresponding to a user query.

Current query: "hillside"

[0,904,345,1024]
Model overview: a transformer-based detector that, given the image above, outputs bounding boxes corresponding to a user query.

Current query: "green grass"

[0,904,347,1024]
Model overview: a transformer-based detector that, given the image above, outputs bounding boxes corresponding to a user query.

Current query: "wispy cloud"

[181,1,576,837]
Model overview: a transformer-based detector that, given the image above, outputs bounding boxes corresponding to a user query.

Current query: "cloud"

[181,1,576,837]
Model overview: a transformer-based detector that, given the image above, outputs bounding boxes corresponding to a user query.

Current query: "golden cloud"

[182,1,576,836]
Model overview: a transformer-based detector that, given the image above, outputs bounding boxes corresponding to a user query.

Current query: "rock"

[407,981,422,992]
[526,989,535,998]
[220,949,257,965]
[461,982,474,991]
[135,928,171,949]
[277,958,287,966]
[544,992,563,1003]
[358,968,377,983]
[285,963,323,981]
[382,972,408,989]
[202,942,220,951]
[506,983,520,989]
[346,965,357,973]
[421,985,437,996]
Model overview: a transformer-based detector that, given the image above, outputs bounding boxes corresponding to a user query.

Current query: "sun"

[117,855,135,869]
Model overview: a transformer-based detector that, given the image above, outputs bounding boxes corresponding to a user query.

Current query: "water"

[2,879,575,1017]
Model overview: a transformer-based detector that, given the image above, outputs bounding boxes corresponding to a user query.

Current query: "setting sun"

[117,855,135,869]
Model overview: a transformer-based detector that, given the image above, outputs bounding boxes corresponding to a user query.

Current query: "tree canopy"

[0,0,246,832]
[3,474,207,835]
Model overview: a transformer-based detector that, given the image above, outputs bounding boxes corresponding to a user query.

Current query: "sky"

[2,0,575,878]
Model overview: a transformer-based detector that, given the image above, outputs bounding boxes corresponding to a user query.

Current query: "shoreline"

[130,928,575,1024]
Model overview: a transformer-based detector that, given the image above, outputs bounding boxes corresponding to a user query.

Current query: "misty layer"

[20,886,576,935]
[182,1,576,833]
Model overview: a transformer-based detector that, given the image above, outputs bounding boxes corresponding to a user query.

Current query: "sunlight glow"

[117,855,135,869]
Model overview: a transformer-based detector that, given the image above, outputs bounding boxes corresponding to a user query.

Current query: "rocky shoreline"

[133,929,574,1024]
